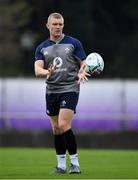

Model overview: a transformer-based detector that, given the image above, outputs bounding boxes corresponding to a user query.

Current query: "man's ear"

[46,23,49,29]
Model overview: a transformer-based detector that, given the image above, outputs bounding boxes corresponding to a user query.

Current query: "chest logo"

[65,47,70,53]
[43,51,48,56]
[53,57,63,68]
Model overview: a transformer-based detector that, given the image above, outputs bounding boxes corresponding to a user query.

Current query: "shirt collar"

[49,34,65,44]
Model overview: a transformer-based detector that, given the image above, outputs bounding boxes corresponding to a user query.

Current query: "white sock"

[56,154,66,170]
[70,154,79,166]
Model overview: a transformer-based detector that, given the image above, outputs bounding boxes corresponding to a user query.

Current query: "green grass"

[0,148,138,179]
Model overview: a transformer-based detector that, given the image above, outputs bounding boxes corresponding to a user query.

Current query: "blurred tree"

[0,0,33,77]
[114,0,138,78]
[89,0,138,78]
[0,0,138,78]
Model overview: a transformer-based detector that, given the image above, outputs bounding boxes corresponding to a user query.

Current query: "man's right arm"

[34,60,56,78]
[34,60,49,77]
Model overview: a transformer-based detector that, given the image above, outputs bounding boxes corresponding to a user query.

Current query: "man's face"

[47,17,64,38]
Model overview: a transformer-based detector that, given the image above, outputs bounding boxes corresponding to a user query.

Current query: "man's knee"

[58,121,71,132]
[52,126,63,135]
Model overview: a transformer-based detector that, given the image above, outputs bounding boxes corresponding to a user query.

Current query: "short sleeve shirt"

[35,35,86,94]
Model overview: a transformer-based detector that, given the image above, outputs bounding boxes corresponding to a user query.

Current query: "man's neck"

[50,34,64,43]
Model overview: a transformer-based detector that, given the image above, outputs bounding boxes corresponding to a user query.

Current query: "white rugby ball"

[86,52,104,75]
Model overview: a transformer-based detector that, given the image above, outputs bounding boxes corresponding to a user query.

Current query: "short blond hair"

[47,12,64,24]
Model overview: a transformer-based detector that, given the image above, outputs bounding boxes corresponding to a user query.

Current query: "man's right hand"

[46,64,56,79]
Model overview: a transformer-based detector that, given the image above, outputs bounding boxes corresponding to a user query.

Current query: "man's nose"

[56,24,60,28]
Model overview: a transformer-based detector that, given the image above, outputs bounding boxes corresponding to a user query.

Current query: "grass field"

[0,148,138,179]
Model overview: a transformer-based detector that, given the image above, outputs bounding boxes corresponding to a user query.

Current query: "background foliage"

[0,0,138,78]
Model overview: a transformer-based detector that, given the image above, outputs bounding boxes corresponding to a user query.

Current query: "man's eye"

[53,23,63,26]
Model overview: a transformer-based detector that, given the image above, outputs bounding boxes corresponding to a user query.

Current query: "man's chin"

[55,33,61,36]
[54,34,62,39]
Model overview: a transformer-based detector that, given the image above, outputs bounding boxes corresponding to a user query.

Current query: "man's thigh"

[59,92,79,112]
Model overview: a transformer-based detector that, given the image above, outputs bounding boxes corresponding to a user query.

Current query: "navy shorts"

[46,92,79,116]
